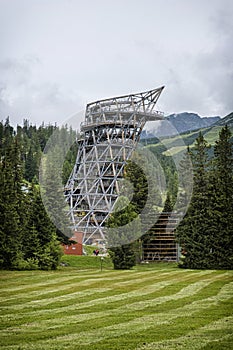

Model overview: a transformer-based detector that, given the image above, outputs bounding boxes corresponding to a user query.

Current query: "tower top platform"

[81,86,165,131]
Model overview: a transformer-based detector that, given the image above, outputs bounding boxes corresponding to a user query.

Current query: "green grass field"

[0,257,233,350]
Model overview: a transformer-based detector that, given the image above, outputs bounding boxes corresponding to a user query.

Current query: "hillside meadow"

[0,256,233,350]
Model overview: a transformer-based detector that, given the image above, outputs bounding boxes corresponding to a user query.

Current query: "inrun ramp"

[65,87,164,244]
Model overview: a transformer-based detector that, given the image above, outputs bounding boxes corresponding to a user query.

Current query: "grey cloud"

[0,0,233,125]
[158,6,233,117]
[0,56,83,125]
[193,9,233,116]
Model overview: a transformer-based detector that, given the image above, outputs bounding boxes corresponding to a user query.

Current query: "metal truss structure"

[65,87,165,244]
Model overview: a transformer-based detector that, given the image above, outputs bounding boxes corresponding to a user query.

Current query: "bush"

[108,244,137,270]
[12,257,39,270]
[38,240,63,270]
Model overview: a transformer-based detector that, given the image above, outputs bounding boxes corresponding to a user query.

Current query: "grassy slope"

[0,257,232,350]
[61,254,113,270]
[146,125,233,158]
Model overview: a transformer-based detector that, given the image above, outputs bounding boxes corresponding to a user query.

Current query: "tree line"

[176,126,233,269]
[0,118,77,270]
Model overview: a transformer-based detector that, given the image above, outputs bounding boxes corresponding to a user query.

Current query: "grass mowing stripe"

[2,272,197,311]
[0,287,113,310]
[0,268,218,296]
[136,316,233,349]
[3,277,218,333]
[44,271,223,310]
[1,270,176,304]
[114,270,213,287]
[1,275,224,336]
[0,267,232,350]
[1,280,208,333]
[0,278,175,313]
[0,274,91,293]
[9,280,231,349]
[0,267,148,285]
[0,269,180,296]
[53,281,233,345]
[3,270,209,314]
[0,270,132,293]
[1,280,176,333]
[117,275,229,313]
[0,270,221,324]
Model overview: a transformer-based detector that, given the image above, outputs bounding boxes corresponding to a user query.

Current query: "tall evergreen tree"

[40,140,73,244]
[0,138,25,269]
[207,126,233,268]
[123,159,148,214]
[24,132,41,182]
[107,196,140,269]
[23,184,63,270]
[176,133,212,268]
[177,146,193,211]
[163,191,174,212]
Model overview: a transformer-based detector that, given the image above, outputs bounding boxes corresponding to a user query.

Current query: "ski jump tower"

[65,87,165,244]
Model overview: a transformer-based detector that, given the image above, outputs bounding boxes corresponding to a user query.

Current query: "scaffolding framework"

[65,87,164,244]
[142,213,180,262]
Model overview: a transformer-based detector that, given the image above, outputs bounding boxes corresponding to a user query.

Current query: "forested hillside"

[143,112,233,162]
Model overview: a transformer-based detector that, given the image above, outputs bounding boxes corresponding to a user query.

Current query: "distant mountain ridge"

[166,112,220,133]
[142,111,233,162]
[215,112,233,127]
[142,112,221,138]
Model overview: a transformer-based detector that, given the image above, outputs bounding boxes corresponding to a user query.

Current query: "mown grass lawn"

[0,256,233,350]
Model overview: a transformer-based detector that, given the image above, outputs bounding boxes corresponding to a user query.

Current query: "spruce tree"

[208,126,233,268]
[40,140,73,244]
[177,146,193,212]
[123,159,148,214]
[23,183,63,270]
[107,196,140,269]
[0,138,25,269]
[176,133,212,268]
[163,192,174,212]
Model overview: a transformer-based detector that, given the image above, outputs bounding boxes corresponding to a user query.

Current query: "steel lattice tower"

[65,87,164,244]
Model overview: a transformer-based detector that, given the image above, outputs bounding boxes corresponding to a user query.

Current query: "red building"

[63,231,83,255]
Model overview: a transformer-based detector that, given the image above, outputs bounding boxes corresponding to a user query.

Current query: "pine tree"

[24,133,41,182]
[23,183,63,270]
[123,159,148,214]
[0,138,25,269]
[25,146,36,181]
[107,196,140,269]
[176,133,212,268]
[177,146,193,212]
[163,192,173,212]
[40,141,72,244]
[208,126,233,268]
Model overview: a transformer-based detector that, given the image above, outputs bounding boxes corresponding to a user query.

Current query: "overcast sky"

[1,0,233,126]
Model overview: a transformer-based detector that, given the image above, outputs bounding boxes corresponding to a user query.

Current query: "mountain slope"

[165,112,220,133]
[143,111,233,160]
[142,112,220,138]
[215,112,233,127]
